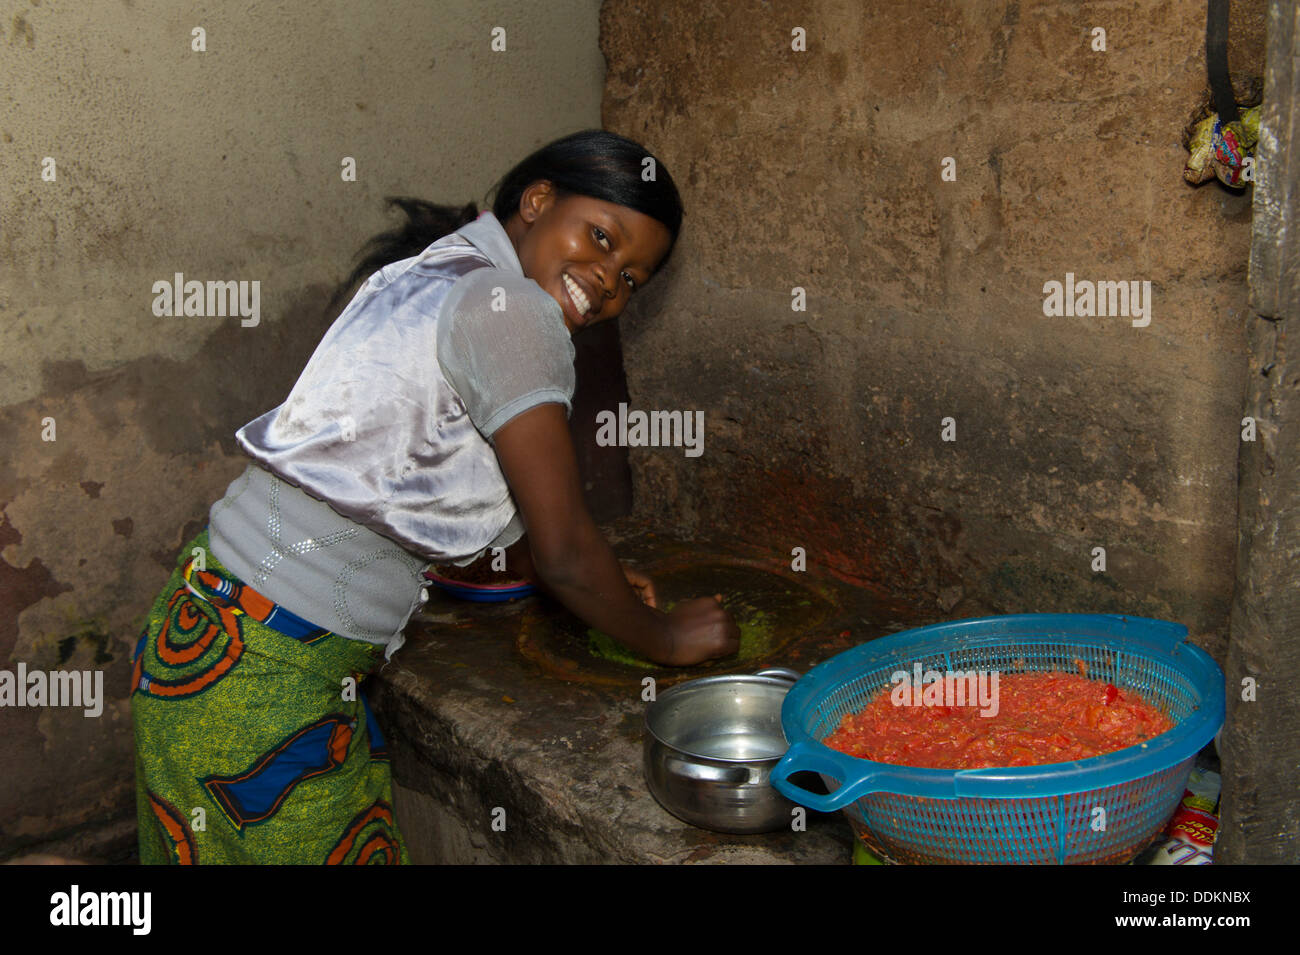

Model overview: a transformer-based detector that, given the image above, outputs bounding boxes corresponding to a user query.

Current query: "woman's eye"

[593,227,634,290]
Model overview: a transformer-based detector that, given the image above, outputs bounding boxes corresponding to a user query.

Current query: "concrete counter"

[369,518,924,864]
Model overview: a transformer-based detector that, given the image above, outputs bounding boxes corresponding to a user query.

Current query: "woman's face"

[505,181,673,334]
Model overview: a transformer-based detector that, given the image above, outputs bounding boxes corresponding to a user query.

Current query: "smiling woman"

[502,185,672,333]
[130,129,741,865]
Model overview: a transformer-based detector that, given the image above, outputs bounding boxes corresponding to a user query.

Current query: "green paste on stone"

[586,598,777,667]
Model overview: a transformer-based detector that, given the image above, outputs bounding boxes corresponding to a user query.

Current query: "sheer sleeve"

[436,268,576,439]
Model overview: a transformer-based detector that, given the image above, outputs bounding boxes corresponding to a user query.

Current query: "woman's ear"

[517,180,557,224]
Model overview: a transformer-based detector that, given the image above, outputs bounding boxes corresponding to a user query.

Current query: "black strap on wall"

[1207,0,1240,125]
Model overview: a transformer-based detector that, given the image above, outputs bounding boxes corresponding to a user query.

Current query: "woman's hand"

[622,564,657,608]
[655,594,740,666]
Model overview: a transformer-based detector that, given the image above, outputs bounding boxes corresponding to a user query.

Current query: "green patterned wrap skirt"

[130,529,410,864]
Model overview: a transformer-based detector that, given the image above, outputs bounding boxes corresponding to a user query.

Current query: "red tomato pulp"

[823,671,1173,769]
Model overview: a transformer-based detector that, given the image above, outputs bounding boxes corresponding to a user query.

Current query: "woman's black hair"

[329,129,684,311]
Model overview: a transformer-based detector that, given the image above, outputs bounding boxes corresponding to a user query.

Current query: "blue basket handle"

[771,741,886,813]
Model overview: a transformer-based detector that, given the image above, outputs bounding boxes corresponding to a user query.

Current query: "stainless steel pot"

[643,668,800,834]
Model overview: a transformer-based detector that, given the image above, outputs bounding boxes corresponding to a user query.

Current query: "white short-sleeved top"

[207,211,574,655]
[235,210,574,559]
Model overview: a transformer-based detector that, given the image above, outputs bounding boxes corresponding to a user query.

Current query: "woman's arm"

[508,534,656,608]
[491,403,738,666]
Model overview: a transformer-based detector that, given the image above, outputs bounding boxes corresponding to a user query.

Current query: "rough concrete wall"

[603,0,1267,660]
[0,0,603,859]
[1219,0,1300,864]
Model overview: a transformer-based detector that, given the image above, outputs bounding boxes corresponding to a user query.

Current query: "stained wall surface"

[0,0,1273,861]
[602,0,1266,657]
[0,0,604,859]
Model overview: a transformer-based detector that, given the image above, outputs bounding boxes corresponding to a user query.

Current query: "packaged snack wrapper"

[1145,768,1220,865]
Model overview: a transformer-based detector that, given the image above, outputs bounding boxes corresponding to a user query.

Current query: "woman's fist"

[654,594,740,666]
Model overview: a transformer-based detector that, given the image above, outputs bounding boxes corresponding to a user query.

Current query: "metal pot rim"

[643,670,797,762]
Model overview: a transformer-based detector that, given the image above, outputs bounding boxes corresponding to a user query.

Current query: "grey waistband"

[208,463,429,659]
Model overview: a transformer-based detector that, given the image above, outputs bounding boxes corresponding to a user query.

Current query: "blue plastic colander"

[770,614,1225,864]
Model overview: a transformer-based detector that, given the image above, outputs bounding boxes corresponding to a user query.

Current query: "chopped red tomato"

[824,672,1172,769]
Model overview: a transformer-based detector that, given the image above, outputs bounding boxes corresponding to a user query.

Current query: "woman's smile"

[560,270,597,326]
[505,184,673,334]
